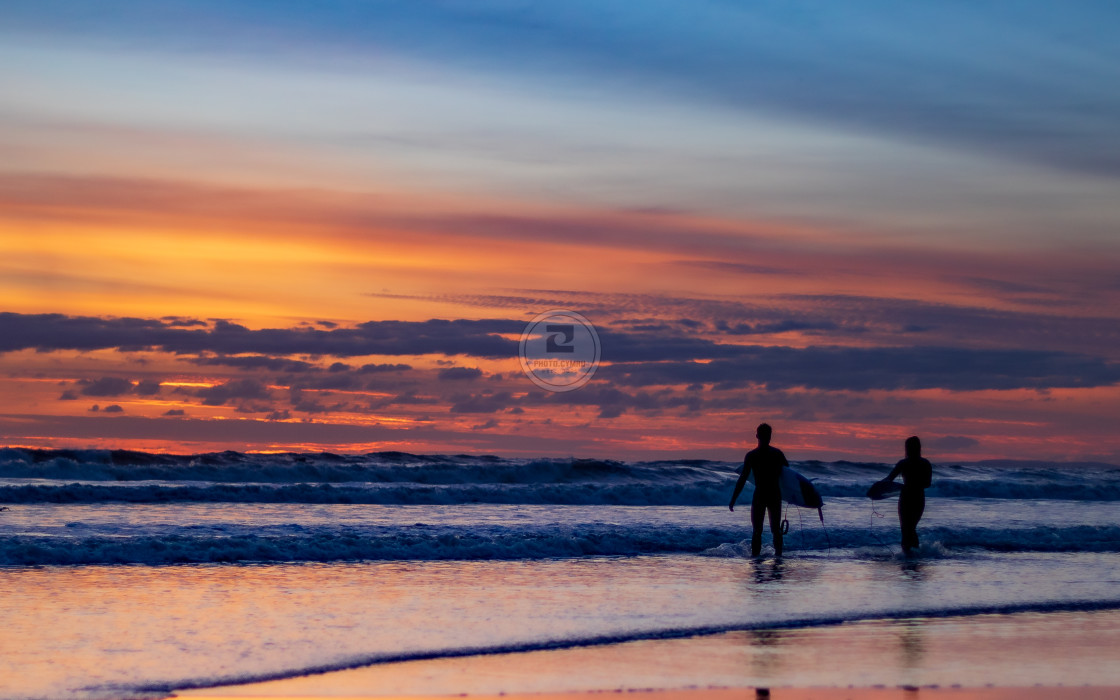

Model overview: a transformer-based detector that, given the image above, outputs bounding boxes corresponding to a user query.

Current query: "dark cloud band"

[6,312,1118,394]
[603,345,1120,392]
[0,313,520,358]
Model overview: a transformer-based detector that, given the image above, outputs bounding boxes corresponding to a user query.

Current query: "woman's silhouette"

[880,436,932,555]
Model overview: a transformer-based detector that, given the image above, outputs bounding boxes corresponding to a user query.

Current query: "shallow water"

[186,609,1120,695]
[3,452,1119,698]
[3,552,1119,699]
[3,498,1118,565]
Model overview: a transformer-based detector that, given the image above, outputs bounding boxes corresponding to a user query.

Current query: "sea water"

[1,449,1118,699]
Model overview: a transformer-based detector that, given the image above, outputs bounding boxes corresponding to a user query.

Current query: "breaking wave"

[3,522,1118,566]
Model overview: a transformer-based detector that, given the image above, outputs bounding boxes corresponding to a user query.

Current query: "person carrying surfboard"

[729,423,787,557]
[877,436,933,555]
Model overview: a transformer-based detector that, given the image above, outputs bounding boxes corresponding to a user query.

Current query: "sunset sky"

[2,1,1119,462]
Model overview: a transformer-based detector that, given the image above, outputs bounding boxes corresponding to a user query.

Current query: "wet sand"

[178,609,1120,700]
[181,687,1120,700]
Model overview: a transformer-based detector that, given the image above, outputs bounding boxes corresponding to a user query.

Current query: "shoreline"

[180,686,1120,700]
[9,553,1119,698]
[150,596,1120,691]
[175,607,1120,700]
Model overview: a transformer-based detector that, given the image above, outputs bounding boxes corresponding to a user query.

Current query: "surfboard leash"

[817,507,832,555]
[868,500,892,548]
[795,505,831,555]
[784,505,831,556]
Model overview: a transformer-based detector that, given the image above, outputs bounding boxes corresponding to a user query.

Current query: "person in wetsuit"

[729,423,788,557]
[880,436,933,555]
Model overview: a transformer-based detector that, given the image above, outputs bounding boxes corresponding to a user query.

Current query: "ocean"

[2,448,1119,699]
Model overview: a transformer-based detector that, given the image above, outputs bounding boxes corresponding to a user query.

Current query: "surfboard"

[867,480,903,500]
[748,466,824,511]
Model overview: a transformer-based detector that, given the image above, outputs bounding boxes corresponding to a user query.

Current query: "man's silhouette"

[880,435,933,555]
[729,423,787,557]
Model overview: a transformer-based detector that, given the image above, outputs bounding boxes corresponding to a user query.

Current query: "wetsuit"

[887,456,932,553]
[734,445,788,557]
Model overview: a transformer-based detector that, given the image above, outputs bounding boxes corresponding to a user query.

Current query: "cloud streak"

[0,313,520,359]
[4,2,1117,176]
[603,346,1120,392]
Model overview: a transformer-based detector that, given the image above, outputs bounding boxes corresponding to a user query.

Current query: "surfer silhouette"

[729,423,787,557]
[878,436,933,555]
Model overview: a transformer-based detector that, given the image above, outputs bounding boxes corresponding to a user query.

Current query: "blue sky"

[4,1,1118,246]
